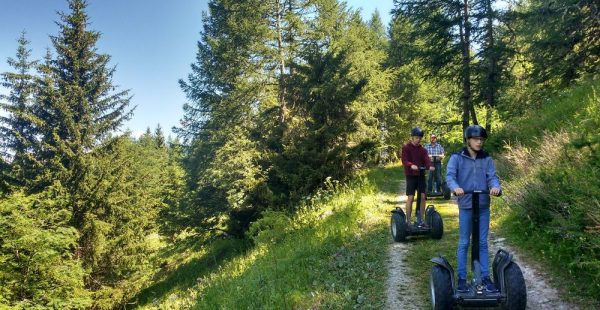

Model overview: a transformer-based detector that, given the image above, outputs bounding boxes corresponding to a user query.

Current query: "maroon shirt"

[401,142,432,176]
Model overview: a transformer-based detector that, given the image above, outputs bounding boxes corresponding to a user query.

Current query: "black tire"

[430,265,453,310]
[430,211,444,239]
[501,262,527,310]
[390,212,406,242]
[442,182,451,200]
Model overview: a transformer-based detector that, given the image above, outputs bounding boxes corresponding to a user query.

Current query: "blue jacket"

[445,148,501,209]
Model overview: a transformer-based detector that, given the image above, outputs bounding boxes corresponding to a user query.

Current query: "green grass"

[399,198,460,304]
[488,78,600,307]
[487,79,600,152]
[130,163,511,308]
[496,208,600,309]
[130,121,600,308]
[130,164,401,309]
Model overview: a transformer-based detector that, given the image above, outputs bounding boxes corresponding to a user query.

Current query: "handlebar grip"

[453,190,502,196]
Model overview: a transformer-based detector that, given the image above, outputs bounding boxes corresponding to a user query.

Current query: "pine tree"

[514,0,599,87]
[36,0,132,223]
[27,0,137,303]
[176,0,298,237]
[277,49,366,199]
[0,32,39,189]
[154,124,165,148]
[391,0,508,130]
[176,0,388,237]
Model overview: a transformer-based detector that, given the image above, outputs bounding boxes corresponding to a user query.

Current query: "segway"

[429,190,527,309]
[426,156,451,200]
[391,167,444,242]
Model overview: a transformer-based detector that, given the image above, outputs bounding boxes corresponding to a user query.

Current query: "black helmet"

[464,125,488,140]
[410,127,424,137]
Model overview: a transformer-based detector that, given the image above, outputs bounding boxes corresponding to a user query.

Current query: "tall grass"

[487,80,599,152]
[132,166,398,309]
[491,79,600,306]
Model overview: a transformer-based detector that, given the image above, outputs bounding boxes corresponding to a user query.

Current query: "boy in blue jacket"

[446,125,501,293]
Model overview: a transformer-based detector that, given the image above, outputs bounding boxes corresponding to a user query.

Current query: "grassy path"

[376,166,459,309]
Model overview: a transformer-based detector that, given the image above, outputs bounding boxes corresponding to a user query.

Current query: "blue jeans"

[428,161,442,192]
[457,207,490,280]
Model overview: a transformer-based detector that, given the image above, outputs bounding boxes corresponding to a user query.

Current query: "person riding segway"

[425,134,451,200]
[391,128,444,241]
[429,125,526,309]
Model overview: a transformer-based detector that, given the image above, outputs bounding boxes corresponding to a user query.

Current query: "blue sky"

[0,0,395,138]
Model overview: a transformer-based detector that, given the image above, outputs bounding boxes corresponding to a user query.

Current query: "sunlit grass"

[489,79,600,307]
[134,164,403,309]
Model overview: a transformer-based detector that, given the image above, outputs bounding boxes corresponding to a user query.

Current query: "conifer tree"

[0,189,91,309]
[177,0,296,236]
[514,0,599,87]
[27,1,139,303]
[391,0,507,130]
[154,124,165,148]
[35,0,132,222]
[0,32,38,189]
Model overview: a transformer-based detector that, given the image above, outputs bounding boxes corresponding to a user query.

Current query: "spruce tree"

[36,0,132,222]
[0,32,39,190]
[0,188,91,309]
[29,0,137,303]
[391,0,507,130]
[515,0,599,87]
[177,0,291,237]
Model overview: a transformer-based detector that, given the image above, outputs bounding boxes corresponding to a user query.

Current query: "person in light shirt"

[424,134,445,193]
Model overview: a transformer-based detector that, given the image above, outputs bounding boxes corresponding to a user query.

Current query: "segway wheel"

[390,212,407,242]
[442,182,451,200]
[430,265,453,310]
[430,211,444,239]
[425,205,435,227]
[501,262,527,310]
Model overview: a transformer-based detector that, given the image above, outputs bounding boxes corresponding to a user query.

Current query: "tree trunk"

[276,0,287,124]
[459,0,472,130]
[484,0,496,133]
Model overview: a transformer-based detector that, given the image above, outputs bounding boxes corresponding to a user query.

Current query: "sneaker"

[457,278,469,292]
[482,276,498,292]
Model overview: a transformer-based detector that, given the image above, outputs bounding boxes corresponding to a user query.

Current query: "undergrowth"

[132,166,394,309]
[493,79,600,306]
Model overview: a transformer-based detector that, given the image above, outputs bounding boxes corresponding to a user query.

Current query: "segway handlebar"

[453,189,502,196]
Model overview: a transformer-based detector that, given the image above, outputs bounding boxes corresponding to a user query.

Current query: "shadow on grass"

[130,165,401,308]
[189,197,390,308]
[381,198,400,206]
[128,237,251,308]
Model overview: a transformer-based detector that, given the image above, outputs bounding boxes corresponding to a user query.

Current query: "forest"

[0,0,598,309]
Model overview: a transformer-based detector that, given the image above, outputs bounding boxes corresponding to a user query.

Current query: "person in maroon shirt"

[400,127,434,228]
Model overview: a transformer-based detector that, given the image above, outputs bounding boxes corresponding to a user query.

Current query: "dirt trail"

[384,180,580,310]
[385,180,428,310]
[489,235,580,310]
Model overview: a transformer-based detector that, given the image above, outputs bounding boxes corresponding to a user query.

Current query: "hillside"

[491,79,600,305]
[128,80,599,308]
[1,1,598,308]
[130,171,391,309]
